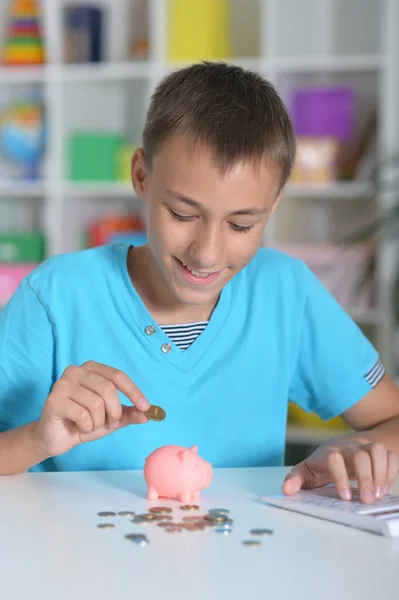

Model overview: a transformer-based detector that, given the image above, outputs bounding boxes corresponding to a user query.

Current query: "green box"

[69,133,123,181]
[0,233,45,262]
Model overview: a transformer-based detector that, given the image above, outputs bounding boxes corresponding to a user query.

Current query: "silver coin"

[97,523,115,529]
[215,521,233,530]
[118,511,136,517]
[242,540,261,547]
[209,508,230,514]
[97,511,116,517]
[214,527,232,535]
[250,528,274,536]
[125,534,148,542]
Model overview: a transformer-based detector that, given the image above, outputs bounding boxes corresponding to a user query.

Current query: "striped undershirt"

[159,321,208,350]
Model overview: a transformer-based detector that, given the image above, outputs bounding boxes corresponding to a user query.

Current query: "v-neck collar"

[113,243,233,372]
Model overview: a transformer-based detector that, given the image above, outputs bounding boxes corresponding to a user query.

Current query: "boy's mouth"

[174,257,222,287]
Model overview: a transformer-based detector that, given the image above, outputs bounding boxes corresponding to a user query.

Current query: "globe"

[0,100,45,179]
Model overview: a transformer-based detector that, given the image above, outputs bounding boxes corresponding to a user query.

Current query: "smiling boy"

[0,62,399,504]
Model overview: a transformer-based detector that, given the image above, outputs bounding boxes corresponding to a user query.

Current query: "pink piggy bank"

[144,445,212,503]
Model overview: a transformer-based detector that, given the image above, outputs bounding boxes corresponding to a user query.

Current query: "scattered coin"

[145,405,166,422]
[118,511,136,517]
[209,508,230,514]
[153,514,173,521]
[136,513,157,522]
[216,520,234,529]
[166,527,183,533]
[242,540,261,547]
[125,534,149,546]
[250,529,274,536]
[97,511,116,517]
[97,523,115,529]
[149,506,172,514]
[182,516,204,522]
[125,534,147,542]
[157,521,173,528]
[204,514,229,523]
[215,528,232,535]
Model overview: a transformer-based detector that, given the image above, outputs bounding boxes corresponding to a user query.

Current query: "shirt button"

[161,343,172,354]
[145,325,156,336]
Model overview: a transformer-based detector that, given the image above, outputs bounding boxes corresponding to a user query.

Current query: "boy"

[0,62,398,505]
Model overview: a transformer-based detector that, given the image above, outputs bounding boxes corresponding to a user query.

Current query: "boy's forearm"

[353,415,399,455]
[0,421,50,475]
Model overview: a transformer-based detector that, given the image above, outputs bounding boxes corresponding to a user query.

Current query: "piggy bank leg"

[178,491,193,503]
[193,491,200,498]
[147,485,160,500]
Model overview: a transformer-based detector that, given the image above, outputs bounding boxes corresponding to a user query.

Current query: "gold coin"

[154,514,173,521]
[204,514,228,523]
[242,540,261,547]
[98,511,116,517]
[180,505,191,511]
[149,506,172,514]
[209,508,230,514]
[118,511,136,517]
[97,523,115,529]
[145,405,166,422]
[157,521,173,527]
[182,516,203,522]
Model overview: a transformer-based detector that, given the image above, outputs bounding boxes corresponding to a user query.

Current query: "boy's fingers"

[55,397,94,433]
[115,405,149,429]
[352,449,374,503]
[74,370,122,425]
[326,451,352,500]
[69,384,106,430]
[368,442,387,499]
[82,361,150,411]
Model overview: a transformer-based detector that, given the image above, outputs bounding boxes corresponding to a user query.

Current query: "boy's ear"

[131,148,149,199]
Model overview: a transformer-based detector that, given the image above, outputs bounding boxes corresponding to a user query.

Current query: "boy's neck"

[127,245,218,325]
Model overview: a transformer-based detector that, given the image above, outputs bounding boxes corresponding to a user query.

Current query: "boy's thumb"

[282,463,306,495]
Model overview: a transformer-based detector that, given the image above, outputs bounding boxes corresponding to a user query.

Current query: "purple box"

[292,86,356,141]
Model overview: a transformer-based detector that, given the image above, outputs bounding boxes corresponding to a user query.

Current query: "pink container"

[0,263,39,305]
[144,445,212,503]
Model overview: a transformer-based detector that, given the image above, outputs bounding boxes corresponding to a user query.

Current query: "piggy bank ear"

[189,445,198,454]
[178,450,189,464]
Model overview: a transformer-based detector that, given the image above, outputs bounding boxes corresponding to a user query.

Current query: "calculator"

[262,487,399,537]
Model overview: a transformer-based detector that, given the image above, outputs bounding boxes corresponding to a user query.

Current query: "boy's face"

[132,135,282,309]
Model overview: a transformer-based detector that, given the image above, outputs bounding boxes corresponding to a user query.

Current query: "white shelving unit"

[0,0,398,446]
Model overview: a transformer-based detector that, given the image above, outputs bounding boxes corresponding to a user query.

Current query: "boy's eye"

[169,208,195,222]
[229,223,254,233]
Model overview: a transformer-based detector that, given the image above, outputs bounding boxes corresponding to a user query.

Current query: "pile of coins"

[96,505,273,547]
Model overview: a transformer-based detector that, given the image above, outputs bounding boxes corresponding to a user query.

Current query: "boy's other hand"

[282,436,399,504]
[32,361,150,458]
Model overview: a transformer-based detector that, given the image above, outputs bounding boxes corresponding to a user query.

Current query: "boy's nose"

[189,227,223,270]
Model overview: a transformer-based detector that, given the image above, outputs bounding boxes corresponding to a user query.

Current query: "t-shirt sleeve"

[0,278,55,433]
[289,261,385,420]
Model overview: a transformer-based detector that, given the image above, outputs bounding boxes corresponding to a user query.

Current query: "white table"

[1,466,399,600]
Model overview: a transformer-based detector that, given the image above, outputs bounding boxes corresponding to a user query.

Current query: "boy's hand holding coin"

[32,361,151,458]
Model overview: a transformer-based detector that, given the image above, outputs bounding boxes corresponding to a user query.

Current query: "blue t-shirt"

[0,243,381,472]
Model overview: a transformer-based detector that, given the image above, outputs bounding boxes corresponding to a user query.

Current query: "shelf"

[59,61,153,82]
[284,181,373,199]
[286,424,351,445]
[63,182,135,198]
[0,181,45,198]
[0,66,47,84]
[274,53,382,73]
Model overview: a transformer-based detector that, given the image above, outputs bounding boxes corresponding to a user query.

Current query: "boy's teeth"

[181,261,209,278]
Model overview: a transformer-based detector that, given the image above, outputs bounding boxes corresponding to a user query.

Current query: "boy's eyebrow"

[165,190,269,216]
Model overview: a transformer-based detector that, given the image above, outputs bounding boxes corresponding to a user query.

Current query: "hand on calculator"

[282,435,399,504]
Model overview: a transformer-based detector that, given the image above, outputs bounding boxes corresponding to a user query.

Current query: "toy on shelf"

[0,94,45,180]
[2,0,45,66]
[167,0,231,61]
[86,214,146,248]
[144,445,212,502]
